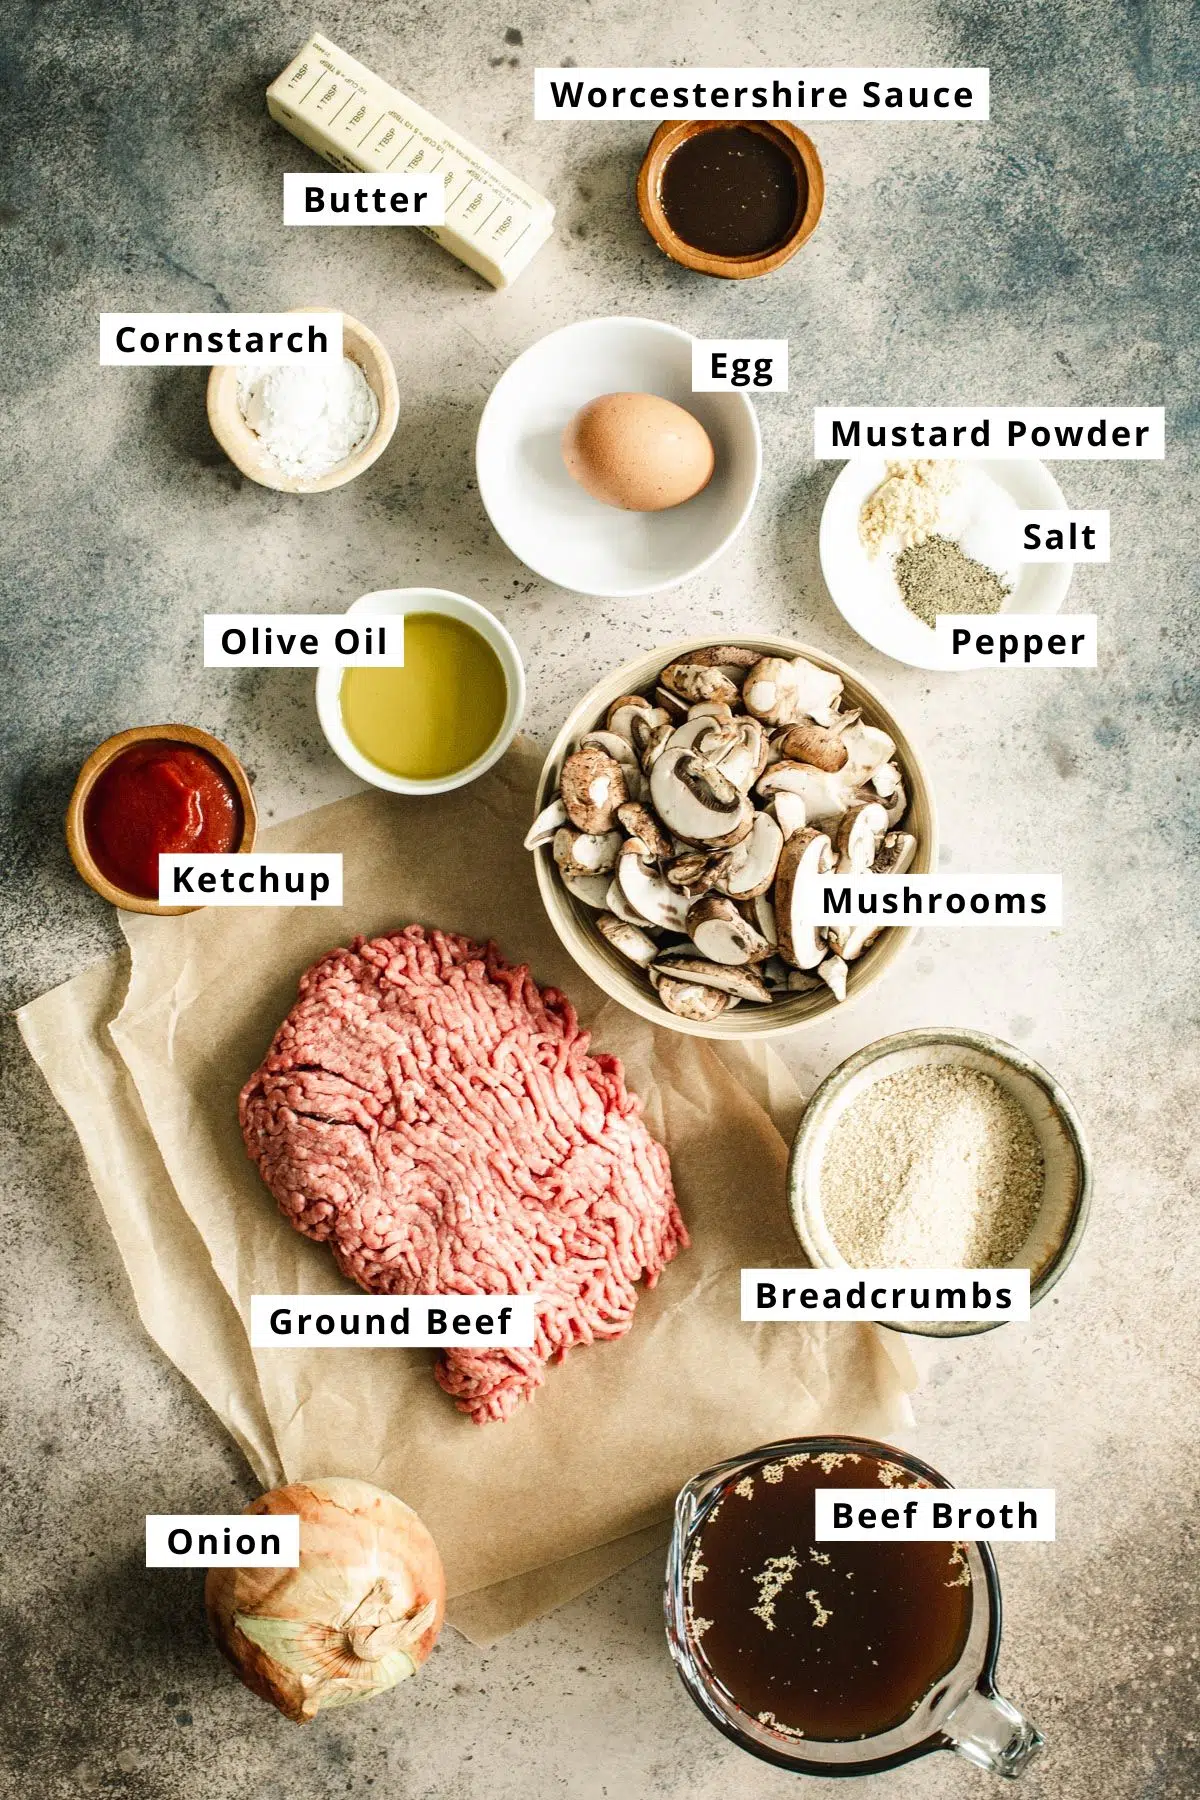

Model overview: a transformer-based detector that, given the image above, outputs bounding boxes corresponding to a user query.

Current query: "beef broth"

[684,1448,972,1742]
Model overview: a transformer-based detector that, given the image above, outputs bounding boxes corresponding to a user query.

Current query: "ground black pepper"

[894,534,1010,626]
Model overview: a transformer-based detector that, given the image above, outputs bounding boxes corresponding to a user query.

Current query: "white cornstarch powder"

[237,356,379,478]
[818,1064,1044,1268]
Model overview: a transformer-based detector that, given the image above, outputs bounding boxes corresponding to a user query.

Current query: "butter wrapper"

[268,34,554,288]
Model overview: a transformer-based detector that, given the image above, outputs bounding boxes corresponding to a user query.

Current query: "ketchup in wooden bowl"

[67,726,256,913]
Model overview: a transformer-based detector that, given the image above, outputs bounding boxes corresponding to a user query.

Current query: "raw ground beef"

[239,925,686,1423]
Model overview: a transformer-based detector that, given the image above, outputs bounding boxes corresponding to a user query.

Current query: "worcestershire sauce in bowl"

[661,125,803,258]
[684,1447,971,1742]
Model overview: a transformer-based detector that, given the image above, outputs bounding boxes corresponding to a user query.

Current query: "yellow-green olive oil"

[340,611,508,780]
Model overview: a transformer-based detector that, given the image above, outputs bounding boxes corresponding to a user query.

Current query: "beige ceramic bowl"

[206,310,399,494]
[66,723,258,916]
[531,635,938,1038]
[787,1027,1092,1336]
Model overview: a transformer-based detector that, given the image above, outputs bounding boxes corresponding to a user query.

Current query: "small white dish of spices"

[787,1026,1091,1336]
[819,457,1075,671]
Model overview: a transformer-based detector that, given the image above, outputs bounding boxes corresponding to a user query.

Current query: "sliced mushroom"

[826,918,882,963]
[650,956,772,1004]
[616,801,673,860]
[616,839,692,931]
[743,656,843,728]
[553,827,624,882]
[684,645,760,673]
[689,720,743,765]
[882,778,908,828]
[686,896,773,966]
[659,660,741,706]
[579,731,642,800]
[840,723,896,787]
[710,716,769,792]
[668,713,733,754]
[722,809,784,899]
[629,706,671,761]
[774,828,836,969]
[605,694,654,741]
[654,684,689,722]
[561,746,627,832]
[777,723,848,773]
[771,790,808,840]
[835,801,889,873]
[650,747,753,848]
[580,728,638,764]
[742,656,802,726]
[756,761,856,827]
[873,830,917,876]
[665,849,734,896]
[596,915,659,967]
[817,954,848,1003]
[524,796,569,850]
[686,700,735,723]
[655,974,730,1022]
[638,718,675,774]
[662,655,744,694]
[791,658,845,726]
[748,892,778,946]
[606,877,661,929]
[560,870,612,909]
[653,941,704,965]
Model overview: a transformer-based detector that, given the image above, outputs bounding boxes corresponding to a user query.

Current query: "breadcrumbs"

[819,1064,1044,1267]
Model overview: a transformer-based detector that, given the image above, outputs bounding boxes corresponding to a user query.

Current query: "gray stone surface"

[2,2,1197,1797]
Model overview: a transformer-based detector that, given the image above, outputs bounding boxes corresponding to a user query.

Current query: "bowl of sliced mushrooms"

[526,636,937,1036]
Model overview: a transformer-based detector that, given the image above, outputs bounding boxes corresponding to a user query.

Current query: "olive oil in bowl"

[340,611,509,782]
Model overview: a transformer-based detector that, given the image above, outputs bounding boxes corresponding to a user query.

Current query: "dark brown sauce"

[685,1449,971,1742]
[660,126,802,258]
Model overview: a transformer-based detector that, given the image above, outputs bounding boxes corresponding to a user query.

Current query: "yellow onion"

[205,1476,445,1723]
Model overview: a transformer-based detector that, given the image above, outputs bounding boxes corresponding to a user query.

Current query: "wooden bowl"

[66,724,258,916]
[532,635,938,1038]
[637,121,825,279]
[206,310,399,494]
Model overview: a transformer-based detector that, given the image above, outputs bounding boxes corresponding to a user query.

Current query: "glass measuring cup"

[665,1436,1045,1779]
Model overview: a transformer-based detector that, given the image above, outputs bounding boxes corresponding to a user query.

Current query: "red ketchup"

[83,739,242,900]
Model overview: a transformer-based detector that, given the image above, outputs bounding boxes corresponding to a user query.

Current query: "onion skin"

[205,1477,446,1723]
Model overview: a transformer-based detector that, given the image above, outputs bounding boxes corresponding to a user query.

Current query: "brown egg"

[562,392,715,512]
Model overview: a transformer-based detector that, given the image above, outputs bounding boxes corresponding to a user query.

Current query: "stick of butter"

[267,34,554,289]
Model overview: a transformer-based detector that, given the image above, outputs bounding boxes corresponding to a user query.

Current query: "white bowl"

[819,457,1075,672]
[315,587,525,795]
[476,317,761,597]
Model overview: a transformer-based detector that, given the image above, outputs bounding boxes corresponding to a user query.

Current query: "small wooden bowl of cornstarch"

[787,1027,1091,1337]
[207,309,399,493]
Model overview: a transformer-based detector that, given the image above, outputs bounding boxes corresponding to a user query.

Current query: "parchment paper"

[19,742,915,1643]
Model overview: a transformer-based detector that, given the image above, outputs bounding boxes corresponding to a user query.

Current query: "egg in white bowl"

[476,317,761,598]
